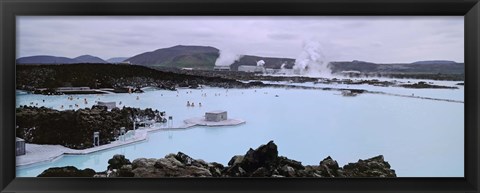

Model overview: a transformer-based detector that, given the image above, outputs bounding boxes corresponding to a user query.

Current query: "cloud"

[267,33,299,40]
[371,41,383,47]
[17,16,464,63]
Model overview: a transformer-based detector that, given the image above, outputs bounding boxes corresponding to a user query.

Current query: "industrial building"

[205,111,228,122]
[341,70,362,77]
[213,66,231,71]
[264,68,281,74]
[237,65,265,73]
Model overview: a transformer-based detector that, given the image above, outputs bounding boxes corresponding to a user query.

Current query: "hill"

[74,55,108,63]
[106,57,129,63]
[125,45,220,70]
[329,60,464,75]
[17,55,108,64]
[16,55,79,64]
[411,60,457,65]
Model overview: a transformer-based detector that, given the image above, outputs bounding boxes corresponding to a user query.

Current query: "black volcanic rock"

[317,156,340,177]
[16,55,80,64]
[37,166,96,177]
[278,156,305,170]
[74,55,108,63]
[342,155,396,177]
[400,81,458,89]
[40,141,397,178]
[16,64,250,92]
[16,106,166,149]
[238,140,279,172]
[108,154,132,170]
[125,45,220,69]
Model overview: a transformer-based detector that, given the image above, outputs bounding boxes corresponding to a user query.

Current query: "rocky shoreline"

[399,81,458,89]
[16,64,263,95]
[38,141,396,178]
[16,105,165,149]
[17,64,459,96]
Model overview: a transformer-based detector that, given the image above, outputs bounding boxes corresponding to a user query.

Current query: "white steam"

[215,49,241,66]
[256,60,265,67]
[293,41,332,77]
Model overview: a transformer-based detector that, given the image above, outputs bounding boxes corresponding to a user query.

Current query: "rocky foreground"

[38,141,396,177]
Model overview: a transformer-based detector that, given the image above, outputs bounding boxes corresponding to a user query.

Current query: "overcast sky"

[17,16,464,63]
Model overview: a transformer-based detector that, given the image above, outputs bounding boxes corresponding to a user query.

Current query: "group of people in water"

[59,96,92,109]
[51,93,134,110]
[27,89,258,111]
[186,101,202,107]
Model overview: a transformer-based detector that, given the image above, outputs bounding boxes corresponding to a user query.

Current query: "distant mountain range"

[410,60,457,65]
[106,57,129,63]
[74,55,108,63]
[16,55,80,64]
[16,45,464,74]
[329,60,464,74]
[17,55,110,64]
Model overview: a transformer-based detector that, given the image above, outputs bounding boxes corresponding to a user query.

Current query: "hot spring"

[15,81,464,177]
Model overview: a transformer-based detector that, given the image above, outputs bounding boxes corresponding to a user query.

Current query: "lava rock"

[278,156,305,170]
[37,166,96,177]
[239,140,278,172]
[16,106,165,149]
[251,167,270,177]
[228,155,244,166]
[319,156,340,177]
[108,154,131,170]
[279,165,296,177]
[342,155,396,177]
[39,141,398,178]
[174,152,197,166]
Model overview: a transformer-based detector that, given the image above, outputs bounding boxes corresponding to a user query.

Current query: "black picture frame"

[1,0,479,192]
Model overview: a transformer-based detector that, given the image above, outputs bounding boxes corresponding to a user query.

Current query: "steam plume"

[215,49,242,66]
[293,41,332,76]
[256,60,265,67]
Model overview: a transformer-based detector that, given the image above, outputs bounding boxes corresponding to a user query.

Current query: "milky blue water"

[16,82,464,177]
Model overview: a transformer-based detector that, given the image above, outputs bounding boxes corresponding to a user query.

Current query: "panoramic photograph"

[15,16,464,177]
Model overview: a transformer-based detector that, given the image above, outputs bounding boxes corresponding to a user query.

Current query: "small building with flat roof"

[16,137,26,156]
[205,111,227,122]
[238,65,265,73]
[56,87,91,92]
[97,101,116,110]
